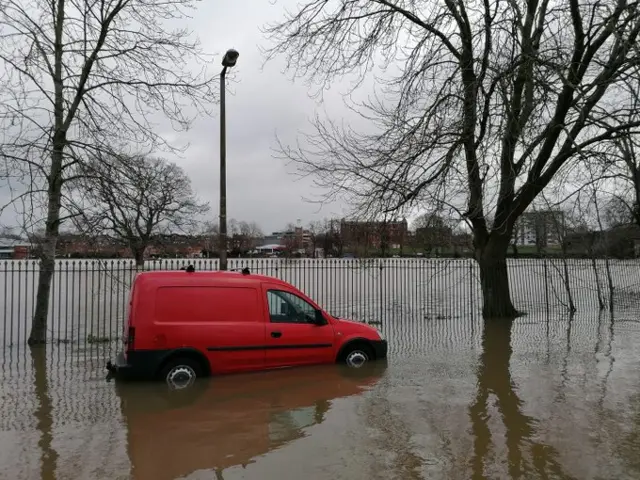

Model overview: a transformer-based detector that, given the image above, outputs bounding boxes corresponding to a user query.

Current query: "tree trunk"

[28,153,64,345]
[132,246,146,268]
[29,0,65,346]
[476,235,520,319]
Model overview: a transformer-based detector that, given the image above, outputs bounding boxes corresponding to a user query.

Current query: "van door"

[261,284,335,368]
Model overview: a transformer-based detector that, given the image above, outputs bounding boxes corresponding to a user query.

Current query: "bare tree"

[537,193,578,313]
[585,164,616,312]
[317,219,342,257]
[282,222,301,256]
[75,152,209,266]
[198,221,219,257]
[307,220,324,257]
[412,211,454,256]
[0,0,216,344]
[263,0,640,319]
[603,195,635,228]
[235,220,263,253]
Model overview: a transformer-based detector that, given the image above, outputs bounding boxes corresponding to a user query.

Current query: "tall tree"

[75,153,209,266]
[0,0,216,343]
[264,0,640,319]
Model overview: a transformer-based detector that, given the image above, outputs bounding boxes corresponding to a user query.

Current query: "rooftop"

[0,237,31,248]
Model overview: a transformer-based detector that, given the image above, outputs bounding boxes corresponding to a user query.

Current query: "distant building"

[513,210,565,247]
[261,228,312,253]
[260,232,284,247]
[255,244,286,256]
[339,218,408,249]
[281,227,312,252]
[0,237,32,259]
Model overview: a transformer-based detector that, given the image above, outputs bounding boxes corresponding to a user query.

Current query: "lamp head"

[222,49,239,68]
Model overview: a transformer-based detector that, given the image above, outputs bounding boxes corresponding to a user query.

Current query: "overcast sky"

[158,0,355,234]
[0,0,369,237]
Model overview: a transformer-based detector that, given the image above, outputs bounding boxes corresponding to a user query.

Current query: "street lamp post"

[219,48,239,271]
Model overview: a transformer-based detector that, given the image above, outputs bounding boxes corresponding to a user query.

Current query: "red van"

[106,268,387,388]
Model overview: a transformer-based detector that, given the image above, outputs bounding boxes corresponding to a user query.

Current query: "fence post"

[544,259,550,315]
[469,258,475,334]
[378,260,384,322]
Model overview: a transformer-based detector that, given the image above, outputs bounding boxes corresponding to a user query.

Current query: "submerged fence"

[1,257,639,347]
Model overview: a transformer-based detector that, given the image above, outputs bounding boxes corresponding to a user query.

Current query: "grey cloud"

[0,0,356,235]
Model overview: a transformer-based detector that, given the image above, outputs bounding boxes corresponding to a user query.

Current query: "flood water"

[1,312,640,479]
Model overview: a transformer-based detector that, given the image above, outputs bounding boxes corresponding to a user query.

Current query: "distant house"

[0,237,32,259]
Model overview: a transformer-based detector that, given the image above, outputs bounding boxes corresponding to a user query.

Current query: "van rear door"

[154,284,266,373]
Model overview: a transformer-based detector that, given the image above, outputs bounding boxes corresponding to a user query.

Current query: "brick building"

[339,219,408,249]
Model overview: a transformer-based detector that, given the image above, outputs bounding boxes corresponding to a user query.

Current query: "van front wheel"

[159,357,202,390]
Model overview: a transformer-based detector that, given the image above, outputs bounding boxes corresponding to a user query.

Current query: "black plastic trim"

[336,338,388,361]
[106,349,171,380]
[369,339,388,360]
[106,347,211,380]
[207,343,333,352]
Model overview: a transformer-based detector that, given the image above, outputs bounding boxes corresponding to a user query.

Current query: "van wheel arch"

[336,339,376,364]
[156,348,211,380]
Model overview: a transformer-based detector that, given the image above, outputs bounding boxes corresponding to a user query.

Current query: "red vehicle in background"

[107,267,387,389]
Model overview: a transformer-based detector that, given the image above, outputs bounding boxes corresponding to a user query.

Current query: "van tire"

[339,343,374,369]
[159,357,202,390]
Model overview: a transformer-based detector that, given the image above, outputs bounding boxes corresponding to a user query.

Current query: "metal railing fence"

[1,257,639,348]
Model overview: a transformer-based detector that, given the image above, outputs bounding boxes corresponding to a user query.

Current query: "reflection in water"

[470,320,575,480]
[31,347,58,480]
[115,363,386,480]
[363,378,425,480]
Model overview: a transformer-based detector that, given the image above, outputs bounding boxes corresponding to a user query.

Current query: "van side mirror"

[314,309,327,326]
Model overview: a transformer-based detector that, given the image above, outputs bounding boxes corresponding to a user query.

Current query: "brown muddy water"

[1,312,640,480]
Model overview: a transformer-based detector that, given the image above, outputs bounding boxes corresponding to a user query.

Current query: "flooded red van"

[106,268,387,388]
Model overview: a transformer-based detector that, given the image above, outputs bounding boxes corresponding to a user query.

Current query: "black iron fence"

[1,257,639,348]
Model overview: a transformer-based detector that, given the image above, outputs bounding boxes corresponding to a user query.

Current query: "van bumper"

[370,340,388,360]
[106,350,166,381]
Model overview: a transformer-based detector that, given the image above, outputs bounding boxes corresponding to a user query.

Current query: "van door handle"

[271,331,282,338]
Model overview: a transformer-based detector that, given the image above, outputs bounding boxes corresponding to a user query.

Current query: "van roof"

[133,270,292,288]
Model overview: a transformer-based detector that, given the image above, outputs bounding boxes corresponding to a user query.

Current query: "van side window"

[267,290,317,324]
